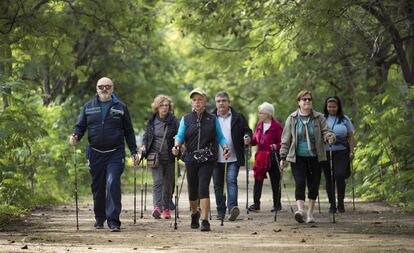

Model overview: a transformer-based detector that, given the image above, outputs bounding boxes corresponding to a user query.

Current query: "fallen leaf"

[251,232,257,235]
[300,239,306,243]
[108,239,112,242]
[21,245,28,249]
[273,229,282,232]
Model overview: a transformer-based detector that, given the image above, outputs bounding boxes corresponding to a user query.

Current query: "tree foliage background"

[1,0,413,223]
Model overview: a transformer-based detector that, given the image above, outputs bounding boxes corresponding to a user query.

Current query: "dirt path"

[1,169,413,252]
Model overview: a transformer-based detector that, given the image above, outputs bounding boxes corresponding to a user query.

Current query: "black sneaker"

[200,220,211,232]
[248,204,260,212]
[191,211,200,229]
[270,205,282,212]
[109,225,121,232]
[94,220,104,229]
[228,207,240,221]
[329,205,337,214]
[337,204,345,213]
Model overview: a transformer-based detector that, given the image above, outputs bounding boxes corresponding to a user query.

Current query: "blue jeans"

[213,161,239,215]
[88,147,125,228]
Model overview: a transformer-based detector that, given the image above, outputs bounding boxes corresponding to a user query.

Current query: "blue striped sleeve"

[215,119,227,147]
[175,117,186,144]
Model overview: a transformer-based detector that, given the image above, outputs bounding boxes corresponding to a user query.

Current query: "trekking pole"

[272,150,280,222]
[134,156,144,224]
[245,145,250,216]
[281,171,294,213]
[73,146,79,231]
[177,167,187,219]
[144,162,148,211]
[351,160,355,211]
[174,156,179,230]
[317,195,321,213]
[221,158,228,226]
[329,145,336,223]
[140,159,145,219]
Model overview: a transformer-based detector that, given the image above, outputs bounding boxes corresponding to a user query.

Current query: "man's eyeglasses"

[97,85,113,90]
[300,97,312,102]
[216,99,228,103]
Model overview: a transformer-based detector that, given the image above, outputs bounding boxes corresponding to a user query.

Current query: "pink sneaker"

[152,207,161,219]
[162,209,171,219]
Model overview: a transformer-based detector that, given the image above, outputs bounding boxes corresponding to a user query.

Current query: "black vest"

[183,111,218,163]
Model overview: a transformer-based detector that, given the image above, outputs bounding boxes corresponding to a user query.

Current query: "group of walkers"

[70,77,355,232]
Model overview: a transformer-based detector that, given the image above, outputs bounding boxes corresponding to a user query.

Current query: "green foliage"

[0,205,26,227]
[1,0,414,224]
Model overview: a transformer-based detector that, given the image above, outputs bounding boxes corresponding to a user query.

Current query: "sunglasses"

[300,97,312,102]
[97,85,113,90]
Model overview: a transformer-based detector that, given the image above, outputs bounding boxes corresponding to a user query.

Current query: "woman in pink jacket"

[248,102,283,212]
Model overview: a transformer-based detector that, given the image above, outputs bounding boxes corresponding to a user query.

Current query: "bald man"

[70,77,139,232]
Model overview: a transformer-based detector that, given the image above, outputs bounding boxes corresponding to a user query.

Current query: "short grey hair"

[258,102,274,117]
[215,91,230,101]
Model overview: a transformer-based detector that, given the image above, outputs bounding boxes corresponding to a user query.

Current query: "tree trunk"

[0,35,13,109]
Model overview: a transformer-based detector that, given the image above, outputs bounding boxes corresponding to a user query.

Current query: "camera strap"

[196,113,202,151]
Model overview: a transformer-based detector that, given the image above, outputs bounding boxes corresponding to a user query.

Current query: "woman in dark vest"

[172,88,229,232]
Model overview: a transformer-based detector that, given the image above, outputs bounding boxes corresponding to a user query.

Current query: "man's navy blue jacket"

[73,94,137,155]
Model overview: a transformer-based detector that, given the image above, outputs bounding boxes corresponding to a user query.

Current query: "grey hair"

[258,102,274,117]
[215,91,230,101]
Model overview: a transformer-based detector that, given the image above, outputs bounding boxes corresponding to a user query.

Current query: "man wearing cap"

[70,77,139,232]
[212,91,252,221]
[172,88,230,231]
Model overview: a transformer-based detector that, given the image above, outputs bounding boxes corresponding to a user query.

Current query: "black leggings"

[253,154,281,208]
[186,161,215,201]
[323,149,349,206]
[291,156,321,201]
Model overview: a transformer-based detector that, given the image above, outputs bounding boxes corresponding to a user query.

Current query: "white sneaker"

[294,210,306,223]
[306,212,315,223]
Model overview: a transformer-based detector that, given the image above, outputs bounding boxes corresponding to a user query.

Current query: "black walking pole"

[144,163,148,211]
[73,146,79,230]
[140,159,145,219]
[317,195,321,213]
[329,145,336,223]
[351,160,356,211]
[272,150,280,222]
[134,163,137,224]
[281,171,294,213]
[221,158,228,226]
[134,156,144,224]
[174,156,179,230]
[245,145,250,216]
[177,167,187,219]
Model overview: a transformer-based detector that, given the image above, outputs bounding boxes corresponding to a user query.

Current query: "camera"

[192,147,213,163]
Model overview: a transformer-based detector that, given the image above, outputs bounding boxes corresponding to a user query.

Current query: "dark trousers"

[291,156,321,201]
[323,149,349,207]
[87,147,125,227]
[186,161,215,201]
[253,153,281,208]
